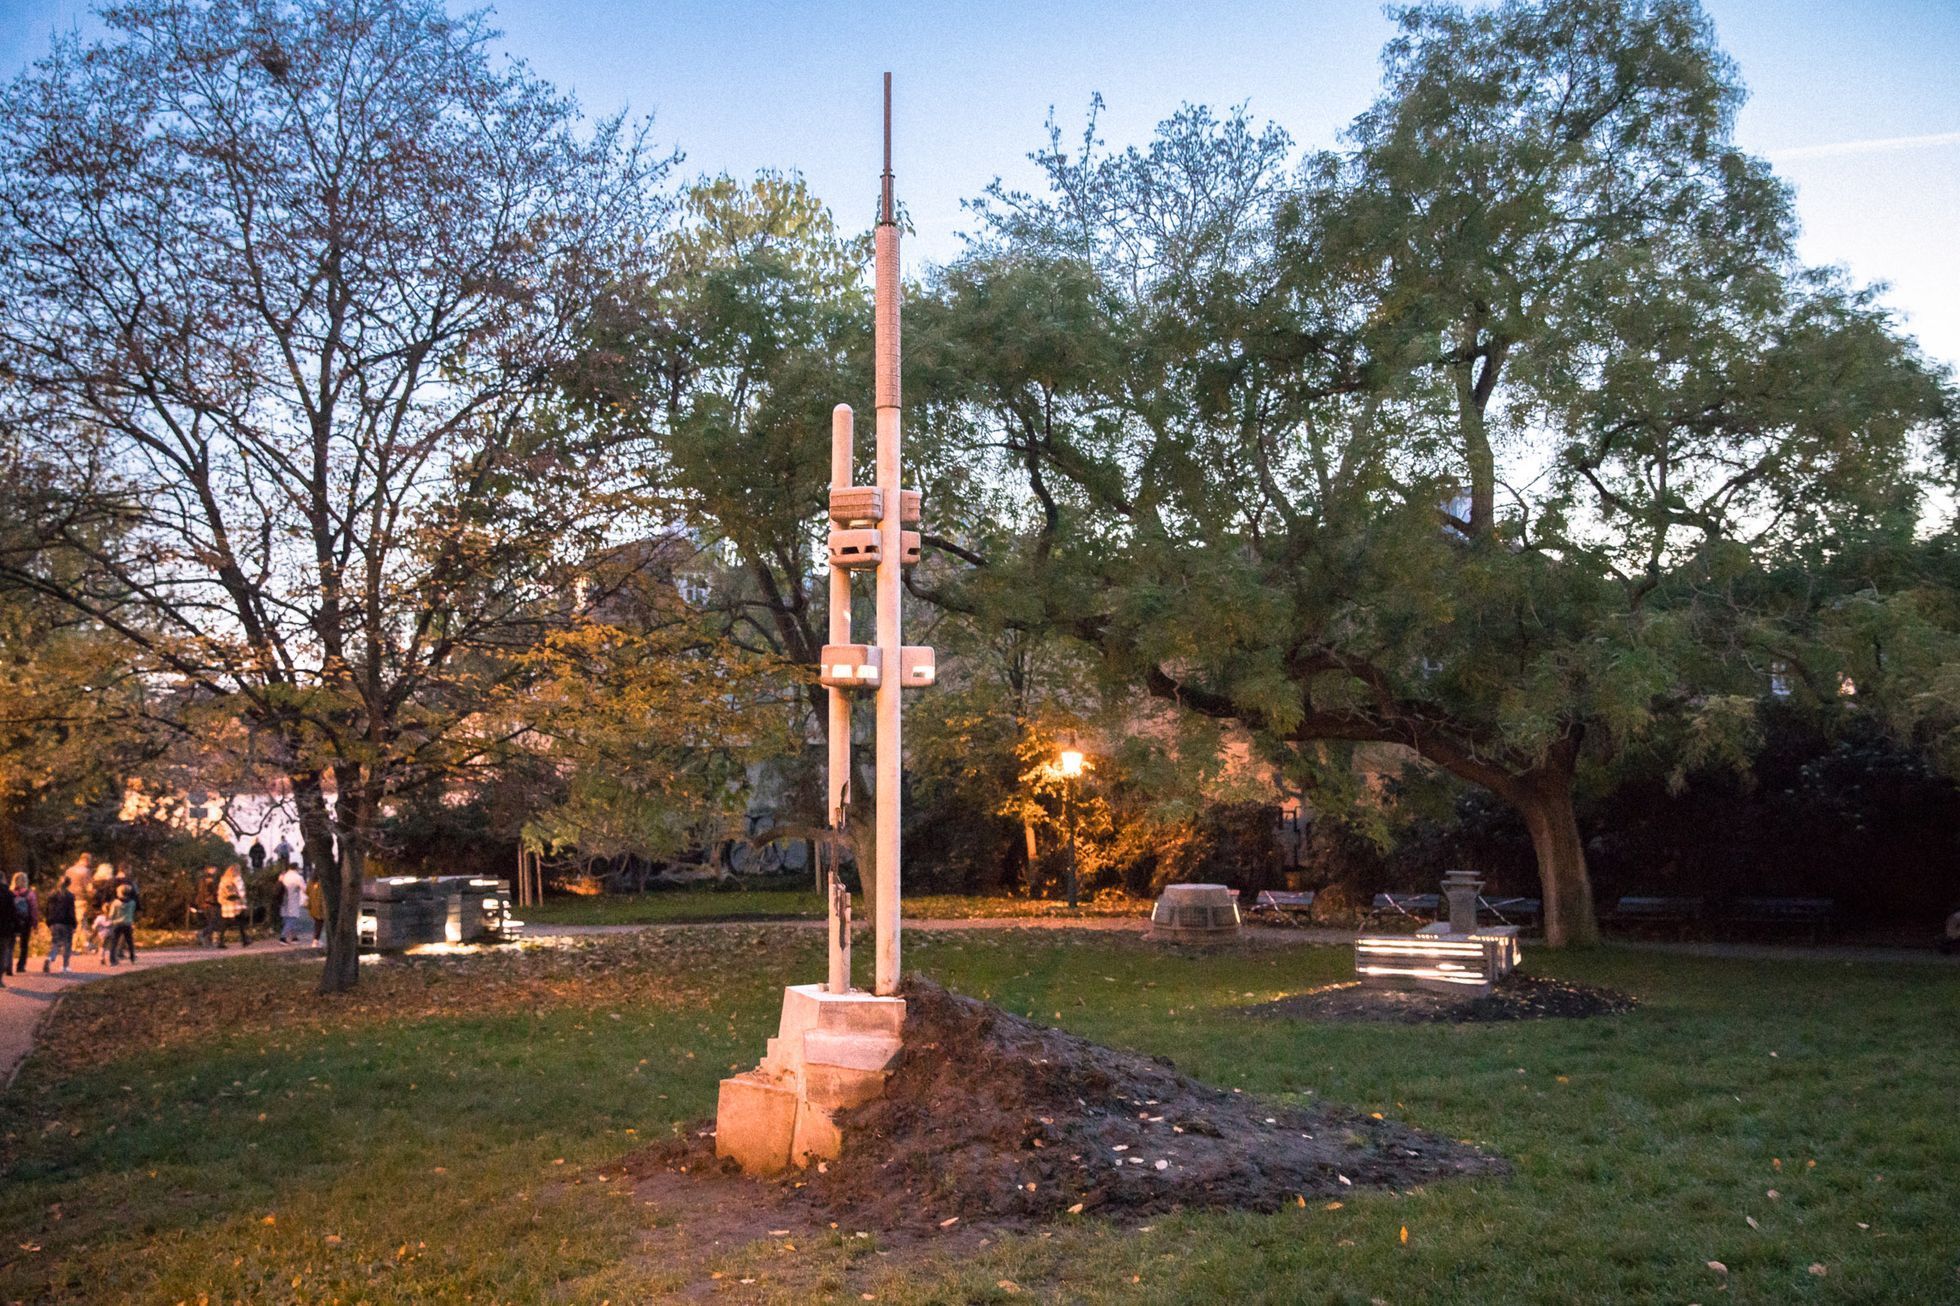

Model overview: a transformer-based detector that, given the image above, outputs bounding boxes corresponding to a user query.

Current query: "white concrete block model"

[1353,870,1521,995]
[716,75,931,1175]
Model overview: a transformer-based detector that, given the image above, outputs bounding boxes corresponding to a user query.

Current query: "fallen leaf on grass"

[1746,1216,1759,1230]
[997,1280,1020,1293]
[1808,1264,1827,1277]
[938,1217,959,1228]
[261,1215,276,1226]
[1325,1201,1343,1211]
[1400,1226,1409,1246]
[1067,1203,1084,1214]
[1706,1261,1727,1274]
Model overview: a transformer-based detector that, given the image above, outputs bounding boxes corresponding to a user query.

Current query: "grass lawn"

[519,887,1148,926]
[2,929,1956,1303]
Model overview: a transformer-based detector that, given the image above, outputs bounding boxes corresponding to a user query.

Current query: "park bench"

[1249,889,1317,918]
[1607,895,1705,934]
[1369,893,1441,926]
[1728,896,1836,941]
[1479,896,1542,931]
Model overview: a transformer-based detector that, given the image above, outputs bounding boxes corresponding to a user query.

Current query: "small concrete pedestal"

[715,983,905,1175]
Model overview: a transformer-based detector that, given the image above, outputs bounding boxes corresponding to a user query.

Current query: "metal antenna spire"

[880,72,893,225]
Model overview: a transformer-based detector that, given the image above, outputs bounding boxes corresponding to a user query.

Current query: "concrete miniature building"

[1149,883,1243,941]
[1354,869,1520,995]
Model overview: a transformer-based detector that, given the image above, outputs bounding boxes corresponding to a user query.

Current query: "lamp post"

[1058,741,1085,909]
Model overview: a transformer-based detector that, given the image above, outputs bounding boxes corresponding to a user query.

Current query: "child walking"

[92,902,115,966]
[108,884,138,965]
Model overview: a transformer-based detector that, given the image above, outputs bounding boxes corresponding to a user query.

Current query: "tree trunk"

[311,763,369,994]
[1513,769,1599,947]
[0,798,28,884]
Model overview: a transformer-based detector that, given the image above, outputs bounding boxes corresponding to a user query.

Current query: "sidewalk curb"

[4,989,65,1093]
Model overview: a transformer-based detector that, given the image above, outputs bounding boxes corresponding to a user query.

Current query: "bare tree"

[0,0,671,990]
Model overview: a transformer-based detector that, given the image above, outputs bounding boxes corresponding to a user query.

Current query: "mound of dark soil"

[782,978,1501,1227]
[1249,974,1636,1025]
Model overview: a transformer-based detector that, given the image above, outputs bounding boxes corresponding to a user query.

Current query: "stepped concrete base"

[715,983,905,1175]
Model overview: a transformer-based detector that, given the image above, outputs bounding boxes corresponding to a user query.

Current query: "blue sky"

[4,0,1955,371]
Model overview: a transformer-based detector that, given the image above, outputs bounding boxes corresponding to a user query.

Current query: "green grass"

[2,929,1956,1303]
[519,887,1147,926]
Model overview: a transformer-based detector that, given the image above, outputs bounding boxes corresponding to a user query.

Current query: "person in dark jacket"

[0,876,19,983]
[42,880,77,972]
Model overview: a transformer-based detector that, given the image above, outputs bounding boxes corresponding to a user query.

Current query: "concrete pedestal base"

[714,983,905,1175]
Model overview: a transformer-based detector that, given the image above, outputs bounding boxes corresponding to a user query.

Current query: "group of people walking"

[188,858,322,948]
[1,856,140,982]
[0,844,327,984]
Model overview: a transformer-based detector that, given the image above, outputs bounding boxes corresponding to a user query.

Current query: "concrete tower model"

[713,75,932,1175]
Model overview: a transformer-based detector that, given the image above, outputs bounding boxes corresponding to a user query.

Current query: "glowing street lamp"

[1058,739,1086,908]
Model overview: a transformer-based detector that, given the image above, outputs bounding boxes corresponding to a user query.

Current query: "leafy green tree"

[0,0,669,989]
[912,0,1954,943]
[505,615,791,882]
[580,172,870,714]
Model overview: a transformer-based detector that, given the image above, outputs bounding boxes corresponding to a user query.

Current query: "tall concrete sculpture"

[714,74,932,1175]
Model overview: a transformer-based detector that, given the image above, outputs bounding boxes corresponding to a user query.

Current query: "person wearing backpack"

[8,873,35,972]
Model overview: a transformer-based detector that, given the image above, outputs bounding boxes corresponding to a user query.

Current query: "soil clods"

[636,978,1503,1230]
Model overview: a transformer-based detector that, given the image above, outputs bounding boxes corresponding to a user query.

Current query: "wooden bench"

[1249,890,1316,918]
